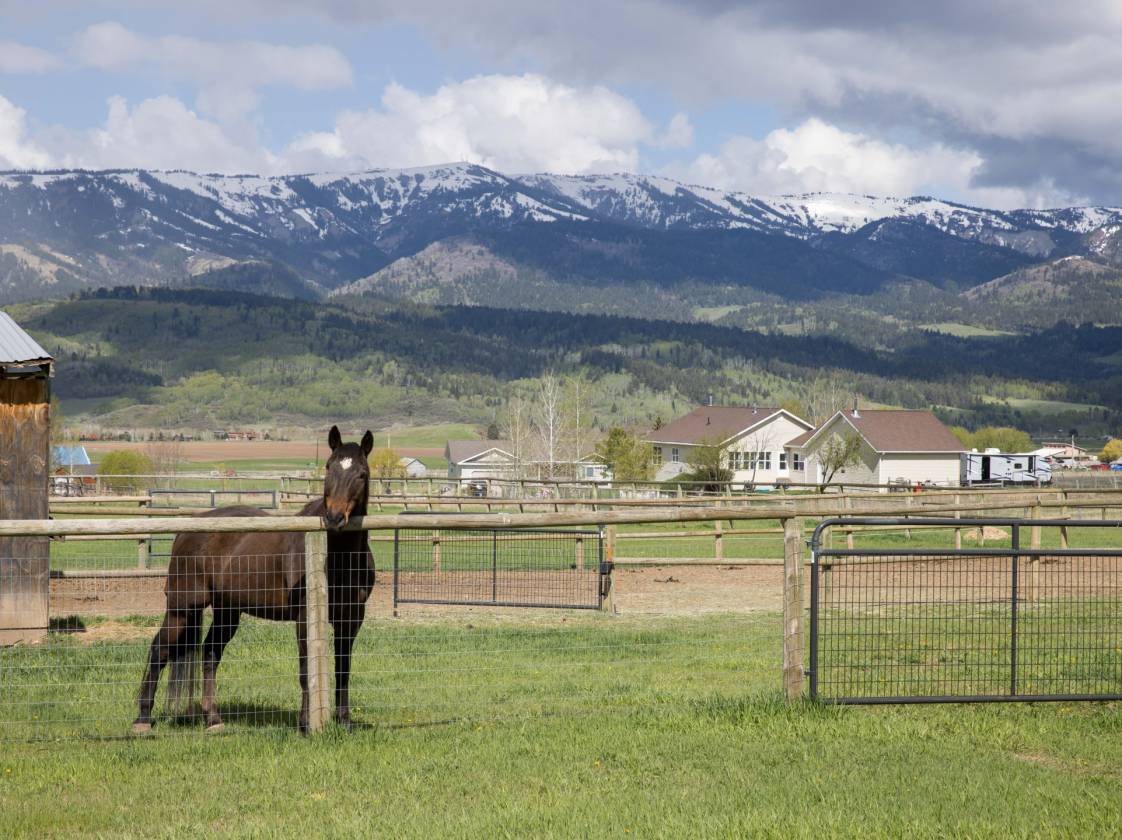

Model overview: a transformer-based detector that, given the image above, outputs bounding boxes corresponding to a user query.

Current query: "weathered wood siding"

[0,378,50,644]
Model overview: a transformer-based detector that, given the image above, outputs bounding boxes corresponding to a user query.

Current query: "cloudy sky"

[3,0,1121,208]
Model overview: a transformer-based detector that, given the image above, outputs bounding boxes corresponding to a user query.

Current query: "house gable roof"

[789,409,964,453]
[445,439,515,464]
[646,406,812,446]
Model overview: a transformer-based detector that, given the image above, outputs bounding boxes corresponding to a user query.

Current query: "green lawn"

[5,611,1122,836]
[920,322,1016,337]
[376,423,481,448]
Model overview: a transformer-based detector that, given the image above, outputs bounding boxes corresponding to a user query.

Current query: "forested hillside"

[10,287,1121,436]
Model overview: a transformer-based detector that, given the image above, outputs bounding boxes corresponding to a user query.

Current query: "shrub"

[97,450,155,493]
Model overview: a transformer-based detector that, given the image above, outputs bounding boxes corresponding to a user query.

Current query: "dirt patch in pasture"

[49,564,788,621]
[50,553,1122,624]
[962,527,1010,541]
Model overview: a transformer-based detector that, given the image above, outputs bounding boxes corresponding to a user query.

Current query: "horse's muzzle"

[324,509,349,530]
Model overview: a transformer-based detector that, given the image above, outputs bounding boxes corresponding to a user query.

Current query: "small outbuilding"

[1,312,53,644]
[398,456,428,478]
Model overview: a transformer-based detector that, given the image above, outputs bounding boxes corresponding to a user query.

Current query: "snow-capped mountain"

[2,162,1121,304]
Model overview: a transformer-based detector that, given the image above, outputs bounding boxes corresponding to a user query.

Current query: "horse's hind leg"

[133,609,190,733]
[200,607,241,731]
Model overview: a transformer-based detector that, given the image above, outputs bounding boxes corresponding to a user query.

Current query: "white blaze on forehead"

[339,457,353,470]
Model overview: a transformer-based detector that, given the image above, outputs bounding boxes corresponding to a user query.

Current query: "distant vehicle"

[961,450,1051,485]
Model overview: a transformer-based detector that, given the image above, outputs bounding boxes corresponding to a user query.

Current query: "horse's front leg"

[296,608,309,734]
[332,618,360,730]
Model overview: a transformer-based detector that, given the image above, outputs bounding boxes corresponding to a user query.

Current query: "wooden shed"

[0,312,52,645]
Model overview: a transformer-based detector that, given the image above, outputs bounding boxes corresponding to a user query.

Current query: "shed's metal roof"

[52,445,91,466]
[0,311,52,366]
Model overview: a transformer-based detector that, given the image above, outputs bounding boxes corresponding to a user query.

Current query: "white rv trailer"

[960,449,1052,486]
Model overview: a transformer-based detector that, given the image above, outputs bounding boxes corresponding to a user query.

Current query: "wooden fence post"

[783,517,804,701]
[136,537,148,569]
[954,493,962,550]
[1060,491,1069,549]
[714,519,724,561]
[844,495,855,550]
[432,531,442,572]
[1030,503,1042,551]
[304,529,331,734]
[575,534,584,571]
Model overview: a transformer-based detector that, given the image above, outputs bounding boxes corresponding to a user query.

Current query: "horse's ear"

[328,425,342,451]
[360,430,374,456]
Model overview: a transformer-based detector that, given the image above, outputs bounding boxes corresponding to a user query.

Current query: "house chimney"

[852,399,860,419]
[707,394,714,407]
[752,404,757,414]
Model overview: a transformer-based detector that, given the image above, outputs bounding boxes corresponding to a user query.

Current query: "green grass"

[920,322,1016,337]
[692,304,744,322]
[977,395,1108,414]
[5,612,1122,836]
[376,423,481,448]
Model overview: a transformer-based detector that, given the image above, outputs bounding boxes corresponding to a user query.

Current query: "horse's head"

[322,425,374,530]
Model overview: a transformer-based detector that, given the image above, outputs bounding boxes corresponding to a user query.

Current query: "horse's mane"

[300,498,326,516]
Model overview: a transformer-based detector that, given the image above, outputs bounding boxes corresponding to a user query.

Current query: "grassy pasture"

[5,609,1122,837]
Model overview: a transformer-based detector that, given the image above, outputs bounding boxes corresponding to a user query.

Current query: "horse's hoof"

[130,722,152,735]
[205,722,225,734]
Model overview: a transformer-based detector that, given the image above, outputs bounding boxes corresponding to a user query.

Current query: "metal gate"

[809,517,1122,704]
[393,528,609,610]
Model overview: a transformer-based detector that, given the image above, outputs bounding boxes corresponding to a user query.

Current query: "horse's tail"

[165,613,202,721]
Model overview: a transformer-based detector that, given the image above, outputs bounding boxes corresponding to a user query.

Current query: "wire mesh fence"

[809,518,1122,703]
[1,527,762,741]
[393,528,606,610]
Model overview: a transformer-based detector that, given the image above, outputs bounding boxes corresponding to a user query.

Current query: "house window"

[585,466,595,478]
[792,453,804,471]
[779,452,788,470]
[749,451,771,470]
[729,451,741,470]
[652,447,662,465]
[671,447,680,463]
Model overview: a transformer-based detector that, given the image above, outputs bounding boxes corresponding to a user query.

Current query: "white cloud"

[61,95,276,173]
[71,22,353,124]
[0,41,62,74]
[676,118,1082,209]
[287,74,656,174]
[656,112,694,148]
[0,95,53,169]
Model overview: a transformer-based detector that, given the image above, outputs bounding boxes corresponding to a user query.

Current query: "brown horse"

[132,426,375,734]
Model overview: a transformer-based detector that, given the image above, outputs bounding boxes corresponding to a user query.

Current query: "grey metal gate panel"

[393,528,607,610]
[809,517,1122,704]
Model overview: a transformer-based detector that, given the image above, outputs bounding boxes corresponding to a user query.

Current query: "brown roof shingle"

[647,406,808,445]
[793,410,964,452]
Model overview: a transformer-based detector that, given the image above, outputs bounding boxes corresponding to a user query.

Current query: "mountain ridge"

[3,162,1122,306]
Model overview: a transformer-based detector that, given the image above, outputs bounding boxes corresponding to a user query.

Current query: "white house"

[1032,441,1096,468]
[444,440,518,481]
[786,408,964,488]
[646,405,814,484]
